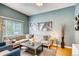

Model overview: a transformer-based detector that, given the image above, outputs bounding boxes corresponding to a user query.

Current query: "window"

[4,20,23,36]
[14,22,23,35]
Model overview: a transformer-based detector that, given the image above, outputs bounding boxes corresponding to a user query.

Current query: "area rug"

[21,47,57,56]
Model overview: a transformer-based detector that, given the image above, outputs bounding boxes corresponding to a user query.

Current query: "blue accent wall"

[29,6,75,46]
[0,4,29,42]
[0,4,29,34]
[0,3,76,46]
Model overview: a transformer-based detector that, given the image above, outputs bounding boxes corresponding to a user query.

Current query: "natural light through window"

[3,19,23,36]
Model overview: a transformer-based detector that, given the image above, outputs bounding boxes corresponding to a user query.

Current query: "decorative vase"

[61,36,64,48]
[61,24,65,48]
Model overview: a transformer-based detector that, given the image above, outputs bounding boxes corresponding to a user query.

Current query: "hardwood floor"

[50,46,72,56]
[21,45,72,56]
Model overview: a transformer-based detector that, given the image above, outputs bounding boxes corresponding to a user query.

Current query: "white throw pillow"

[34,35,43,42]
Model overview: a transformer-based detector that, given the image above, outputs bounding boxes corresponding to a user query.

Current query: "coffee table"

[21,41,43,55]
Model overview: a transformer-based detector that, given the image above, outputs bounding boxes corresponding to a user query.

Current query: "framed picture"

[38,21,52,31]
[75,15,79,30]
[29,23,38,31]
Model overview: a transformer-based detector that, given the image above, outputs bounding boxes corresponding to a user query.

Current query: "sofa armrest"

[13,39,28,46]
[12,39,28,48]
[5,48,20,56]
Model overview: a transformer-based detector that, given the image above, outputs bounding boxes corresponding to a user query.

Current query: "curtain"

[0,17,5,42]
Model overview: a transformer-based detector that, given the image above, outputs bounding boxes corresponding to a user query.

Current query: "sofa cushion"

[0,45,13,52]
[4,37,12,45]
[13,39,28,45]
[16,35,26,41]
[34,35,43,42]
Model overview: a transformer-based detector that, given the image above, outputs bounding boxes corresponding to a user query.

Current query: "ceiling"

[2,3,76,16]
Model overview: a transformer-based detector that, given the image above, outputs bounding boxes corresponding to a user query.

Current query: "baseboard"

[53,44,72,49]
[63,45,72,48]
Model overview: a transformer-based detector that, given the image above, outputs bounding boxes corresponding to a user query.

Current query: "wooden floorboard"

[50,46,72,56]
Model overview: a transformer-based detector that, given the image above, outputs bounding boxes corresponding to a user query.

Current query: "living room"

[0,3,79,56]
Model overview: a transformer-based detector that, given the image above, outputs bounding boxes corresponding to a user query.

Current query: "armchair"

[0,42,6,47]
[0,45,20,56]
[5,48,20,56]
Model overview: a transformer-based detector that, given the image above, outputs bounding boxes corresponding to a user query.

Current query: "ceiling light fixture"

[36,0,43,7]
[36,3,43,6]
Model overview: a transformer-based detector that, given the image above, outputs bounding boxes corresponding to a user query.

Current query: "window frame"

[3,19,24,37]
